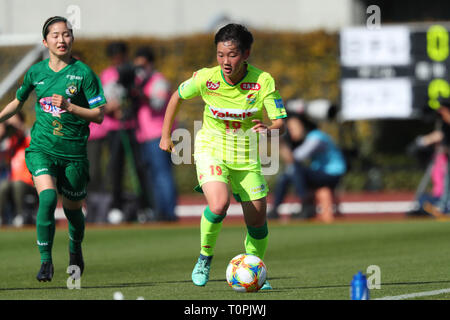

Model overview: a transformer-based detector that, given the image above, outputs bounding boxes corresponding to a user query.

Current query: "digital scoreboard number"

[340,24,450,120]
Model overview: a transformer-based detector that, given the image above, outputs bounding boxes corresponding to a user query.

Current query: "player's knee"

[38,189,58,211]
[37,189,57,224]
[209,201,230,216]
[62,196,83,211]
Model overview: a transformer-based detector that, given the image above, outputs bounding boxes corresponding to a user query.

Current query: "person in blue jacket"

[268,111,346,219]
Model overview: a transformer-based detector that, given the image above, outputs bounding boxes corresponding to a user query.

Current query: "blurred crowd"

[85,42,178,224]
[0,111,36,227]
[0,42,179,227]
[4,41,450,228]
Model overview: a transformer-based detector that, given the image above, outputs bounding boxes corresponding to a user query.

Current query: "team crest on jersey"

[65,84,78,97]
[240,83,261,91]
[39,97,67,117]
[206,81,220,90]
[246,94,256,105]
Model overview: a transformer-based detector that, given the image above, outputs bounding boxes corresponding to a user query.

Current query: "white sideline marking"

[376,288,450,300]
[54,200,417,220]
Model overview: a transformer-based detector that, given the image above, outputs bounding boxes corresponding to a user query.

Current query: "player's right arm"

[0,98,24,123]
[160,91,182,153]
[160,70,202,153]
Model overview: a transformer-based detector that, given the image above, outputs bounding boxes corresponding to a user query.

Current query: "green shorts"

[25,149,90,201]
[195,157,268,202]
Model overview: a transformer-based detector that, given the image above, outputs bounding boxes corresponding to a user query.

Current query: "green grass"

[1,219,450,300]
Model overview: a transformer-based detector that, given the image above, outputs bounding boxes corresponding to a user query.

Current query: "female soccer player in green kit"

[160,23,287,290]
[0,16,106,282]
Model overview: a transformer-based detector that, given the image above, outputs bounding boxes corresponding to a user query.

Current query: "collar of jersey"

[220,63,249,87]
[45,57,75,73]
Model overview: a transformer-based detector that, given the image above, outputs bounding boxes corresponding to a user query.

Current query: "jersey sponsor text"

[208,105,257,121]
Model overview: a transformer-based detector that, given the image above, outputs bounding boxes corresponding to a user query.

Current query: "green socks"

[36,189,85,263]
[63,207,85,254]
[200,206,226,257]
[36,189,58,263]
[245,222,269,260]
[199,205,269,260]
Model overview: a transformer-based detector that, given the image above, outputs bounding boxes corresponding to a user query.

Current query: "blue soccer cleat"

[192,255,212,286]
[260,280,272,290]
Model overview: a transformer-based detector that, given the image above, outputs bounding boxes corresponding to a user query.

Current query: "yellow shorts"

[195,157,268,202]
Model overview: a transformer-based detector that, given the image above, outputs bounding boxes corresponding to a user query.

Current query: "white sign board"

[340,26,411,67]
[341,78,413,120]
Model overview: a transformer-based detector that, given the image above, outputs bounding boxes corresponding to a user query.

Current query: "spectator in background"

[134,47,178,222]
[0,112,36,227]
[0,123,11,225]
[74,51,109,224]
[406,127,446,217]
[419,97,450,217]
[268,110,346,222]
[100,42,150,223]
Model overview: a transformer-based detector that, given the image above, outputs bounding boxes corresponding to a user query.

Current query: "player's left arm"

[251,118,285,137]
[52,94,104,123]
[253,75,286,136]
[58,67,107,123]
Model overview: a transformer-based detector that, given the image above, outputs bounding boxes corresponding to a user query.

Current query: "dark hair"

[135,46,155,63]
[287,112,318,132]
[42,16,72,39]
[106,41,128,58]
[214,23,253,53]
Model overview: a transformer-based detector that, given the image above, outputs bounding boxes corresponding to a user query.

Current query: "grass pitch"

[0,218,450,300]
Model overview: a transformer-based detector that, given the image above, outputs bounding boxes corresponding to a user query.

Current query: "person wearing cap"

[0,16,106,282]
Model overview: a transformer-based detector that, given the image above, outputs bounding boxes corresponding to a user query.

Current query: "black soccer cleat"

[69,250,84,277]
[36,262,54,282]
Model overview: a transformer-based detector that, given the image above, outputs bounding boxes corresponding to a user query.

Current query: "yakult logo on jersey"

[209,106,258,120]
[206,81,220,90]
[39,97,67,116]
[240,82,261,91]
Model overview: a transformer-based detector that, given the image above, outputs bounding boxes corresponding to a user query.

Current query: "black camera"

[116,63,140,122]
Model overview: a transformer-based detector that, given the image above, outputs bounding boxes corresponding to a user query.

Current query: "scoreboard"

[340,24,450,121]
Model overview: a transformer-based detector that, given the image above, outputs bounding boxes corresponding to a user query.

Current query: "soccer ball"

[226,253,267,292]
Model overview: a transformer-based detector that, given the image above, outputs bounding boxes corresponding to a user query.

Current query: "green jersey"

[178,63,287,170]
[16,58,106,159]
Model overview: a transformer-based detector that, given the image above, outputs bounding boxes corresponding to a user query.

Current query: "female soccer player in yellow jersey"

[160,23,287,289]
[0,16,106,282]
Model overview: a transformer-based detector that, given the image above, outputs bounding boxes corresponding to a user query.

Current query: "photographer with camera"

[88,42,150,223]
[134,46,177,222]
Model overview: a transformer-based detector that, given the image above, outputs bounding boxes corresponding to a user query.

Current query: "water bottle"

[350,271,369,300]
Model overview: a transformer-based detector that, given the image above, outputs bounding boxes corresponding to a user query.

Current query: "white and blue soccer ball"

[226,253,267,292]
